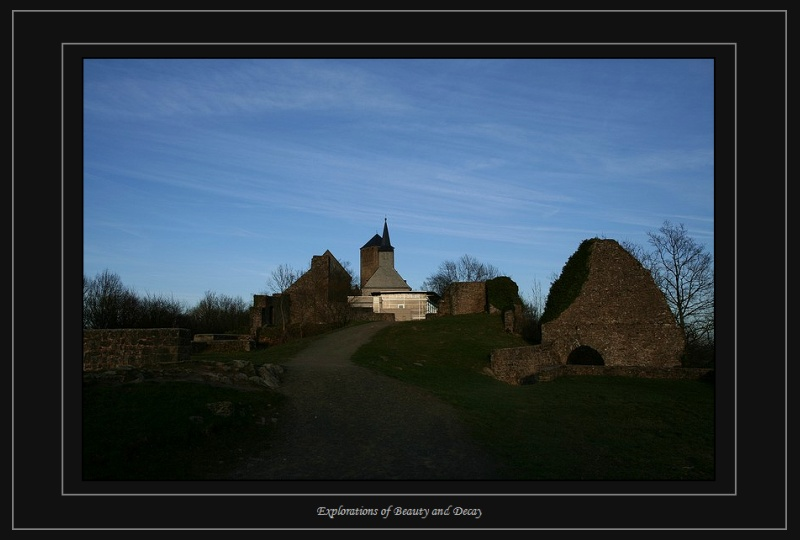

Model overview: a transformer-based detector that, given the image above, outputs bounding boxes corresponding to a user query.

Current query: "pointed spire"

[381,217,392,249]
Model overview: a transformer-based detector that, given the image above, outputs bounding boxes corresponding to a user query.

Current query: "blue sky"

[83,58,714,308]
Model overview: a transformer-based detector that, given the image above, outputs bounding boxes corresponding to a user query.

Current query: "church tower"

[359,218,410,295]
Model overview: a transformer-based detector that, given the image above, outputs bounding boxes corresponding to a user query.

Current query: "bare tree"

[422,254,501,296]
[266,263,301,334]
[138,292,187,328]
[623,222,714,364]
[83,269,140,329]
[338,259,360,293]
[422,260,459,296]
[647,221,714,337]
[525,278,546,322]
[458,254,499,281]
[513,277,546,343]
[267,263,300,294]
[188,290,249,334]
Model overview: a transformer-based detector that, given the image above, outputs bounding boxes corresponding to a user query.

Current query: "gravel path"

[228,321,500,480]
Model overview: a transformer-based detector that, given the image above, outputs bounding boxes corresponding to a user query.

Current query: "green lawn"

[350,313,715,480]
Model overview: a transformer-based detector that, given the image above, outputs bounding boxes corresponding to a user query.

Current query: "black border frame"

[13,9,787,533]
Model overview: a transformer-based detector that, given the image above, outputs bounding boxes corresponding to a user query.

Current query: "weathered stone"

[491,239,686,384]
[258,363,285,379]
[230,359,256,376]
[255,363,284,389]
[491,343,560,384]
[437,282,487,316]
[83,328,192,371]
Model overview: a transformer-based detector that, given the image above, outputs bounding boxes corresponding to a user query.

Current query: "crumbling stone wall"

[490,239,686,384]
[83,328,191,371]
[250,293,290,338]
[544,239,684,368]
[437,282,487,316]
[490,343,560,384]
[192,334,255,353]
[250,250,352,337]
[502,304,525,334]
[293,251,351,303]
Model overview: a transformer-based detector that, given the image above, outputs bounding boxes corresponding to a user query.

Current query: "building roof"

[361,233,383,249]
[362,265,411,291]
[361,218,394,251]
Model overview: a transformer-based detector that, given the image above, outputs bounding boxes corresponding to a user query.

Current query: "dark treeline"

[83,269,250,335]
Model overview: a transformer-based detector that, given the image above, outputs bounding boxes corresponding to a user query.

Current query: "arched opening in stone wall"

[567,345,604,366]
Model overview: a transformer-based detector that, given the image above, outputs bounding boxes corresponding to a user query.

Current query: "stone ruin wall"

[436,282,487,316]
[438,281,525,332]
[83,328,192,372]
[191,334,256,353]
[502,303,526,334]
[490,239,687,385]
[544,239,685,368]
[490,343,560,384]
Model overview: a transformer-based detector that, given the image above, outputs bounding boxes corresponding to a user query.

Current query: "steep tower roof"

[361,218,395,251]
[379,218,394,252]
[361,234,383,249]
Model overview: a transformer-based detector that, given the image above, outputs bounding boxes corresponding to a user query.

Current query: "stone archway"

[567,345,604,366]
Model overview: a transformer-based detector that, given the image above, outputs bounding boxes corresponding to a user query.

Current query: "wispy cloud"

[83,58,714,304]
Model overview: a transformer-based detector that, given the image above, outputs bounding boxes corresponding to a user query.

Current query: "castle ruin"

[490,238,686,384]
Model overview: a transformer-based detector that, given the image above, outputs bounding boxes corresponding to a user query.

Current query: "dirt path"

[227,321,500,480]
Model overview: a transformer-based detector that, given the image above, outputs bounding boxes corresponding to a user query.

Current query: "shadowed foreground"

[226,321,500,480]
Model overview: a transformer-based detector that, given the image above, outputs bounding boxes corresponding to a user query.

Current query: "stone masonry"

[83,328,192,371]
[491,239,686,384]
[436,282,487,316]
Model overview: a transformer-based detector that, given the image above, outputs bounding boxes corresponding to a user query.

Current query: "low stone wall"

[191,334,256,353]
[558,365,713,379]
[191,340,256,353]
[490,343,713,384]
[83,328,191,371]
[490,344,560,384]
[193,334,248,342]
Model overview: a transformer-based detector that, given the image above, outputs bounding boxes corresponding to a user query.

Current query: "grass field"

[83,314,714,481]
[351,313,715,480]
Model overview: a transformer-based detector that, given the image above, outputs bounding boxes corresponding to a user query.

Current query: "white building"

[349,219,438,321]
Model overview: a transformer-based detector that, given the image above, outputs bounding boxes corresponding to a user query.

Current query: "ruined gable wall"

[287,256,330,325]
[543,239,684,367]
[287,252,351,325]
